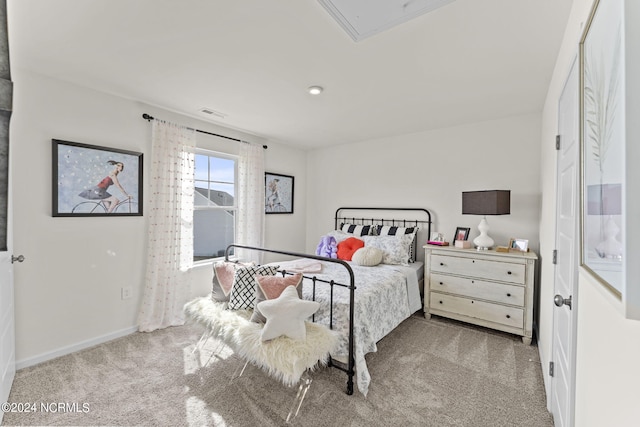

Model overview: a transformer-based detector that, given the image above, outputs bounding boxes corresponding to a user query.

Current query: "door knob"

[554,294,572,309]
[11,254,25,264]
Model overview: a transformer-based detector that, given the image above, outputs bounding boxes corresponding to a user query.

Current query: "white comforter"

[295,261,420,396]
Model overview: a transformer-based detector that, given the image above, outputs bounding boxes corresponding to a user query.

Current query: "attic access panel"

[318,0,456,41]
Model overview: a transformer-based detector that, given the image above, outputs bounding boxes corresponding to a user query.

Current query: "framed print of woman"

[52,139,143,217]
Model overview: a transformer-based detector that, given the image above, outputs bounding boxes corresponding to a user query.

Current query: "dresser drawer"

[429,273,525,306]
[430,254,525,285]
[429,292,524,329]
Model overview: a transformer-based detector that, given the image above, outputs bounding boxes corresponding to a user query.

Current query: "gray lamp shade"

[587,184,621,215]
[462,190,511,215]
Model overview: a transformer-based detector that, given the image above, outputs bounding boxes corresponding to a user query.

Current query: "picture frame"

[429,232,444,242]
[509,238,529,252]
[52,139,143,217]
[265,172,294,214]
[579,0,624,295]
[453,227,470,243]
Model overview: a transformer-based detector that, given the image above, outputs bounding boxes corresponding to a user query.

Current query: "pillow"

[258,286,320,342]
[228,265,279,310]
[363,234,413,266]
[373,225,417,237]
[251,273,303,323]
[351,246,383,266]
[337,237,365,261]
[373,225,419,262]
[211,261,237,302]
[340,223,371,236]
[325,229,351,243]
[315,235,338,258]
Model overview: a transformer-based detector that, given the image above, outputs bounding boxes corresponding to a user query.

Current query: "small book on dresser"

[427,240,449,246]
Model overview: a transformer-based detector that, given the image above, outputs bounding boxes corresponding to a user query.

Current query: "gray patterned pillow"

[228,265,279,310]
[362,234,413,266]
[373,225,418,262]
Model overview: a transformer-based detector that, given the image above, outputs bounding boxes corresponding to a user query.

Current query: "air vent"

[318,0,456,41]
[198,107,227,119]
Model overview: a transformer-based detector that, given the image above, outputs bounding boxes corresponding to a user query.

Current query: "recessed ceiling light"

[308,86,324,95]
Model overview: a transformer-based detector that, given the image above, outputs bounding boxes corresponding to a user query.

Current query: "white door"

[550,56,579,427]
[0,195,15,423]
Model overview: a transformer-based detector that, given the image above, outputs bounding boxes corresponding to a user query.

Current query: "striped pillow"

[340,223,371,236]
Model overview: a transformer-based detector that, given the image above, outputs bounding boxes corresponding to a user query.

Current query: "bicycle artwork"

[52,139,143,217]
[265,172,294,214]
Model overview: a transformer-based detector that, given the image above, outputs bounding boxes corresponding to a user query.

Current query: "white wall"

[10,70,307,366]
[305,114,542,259]
[538,0,640,425]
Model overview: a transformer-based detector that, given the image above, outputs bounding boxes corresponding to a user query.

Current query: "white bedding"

[296,260,423,396]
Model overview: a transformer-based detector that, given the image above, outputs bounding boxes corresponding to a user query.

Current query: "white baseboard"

[15,326,139,370]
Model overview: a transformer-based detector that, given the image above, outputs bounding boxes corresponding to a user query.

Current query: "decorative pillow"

[251,273,303,323]
[337,237,365,261]
[258,286,321,342]
[315,235,338,258]
[362,234,413,266]
[325,229,351,243]
[373,225,419,261]
[340,223,371,236]
[211,261,237,302]
[228,265,279,310]
[351,246,383,266]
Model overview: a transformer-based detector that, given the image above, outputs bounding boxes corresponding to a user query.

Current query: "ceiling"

[7,0,573,149]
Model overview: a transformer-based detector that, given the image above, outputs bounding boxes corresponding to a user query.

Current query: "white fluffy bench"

[184,295,340,423]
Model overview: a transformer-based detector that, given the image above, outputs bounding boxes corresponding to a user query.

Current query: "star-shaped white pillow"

[258,286,320,342]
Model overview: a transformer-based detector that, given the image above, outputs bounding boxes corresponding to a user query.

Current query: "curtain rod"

[142,113,267,149]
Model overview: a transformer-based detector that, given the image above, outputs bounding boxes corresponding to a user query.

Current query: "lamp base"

[473,217,494,251]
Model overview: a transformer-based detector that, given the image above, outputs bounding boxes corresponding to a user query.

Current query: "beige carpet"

[2,315,553,426]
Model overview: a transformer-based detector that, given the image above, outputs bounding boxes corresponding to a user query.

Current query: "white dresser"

[424,245,537,344]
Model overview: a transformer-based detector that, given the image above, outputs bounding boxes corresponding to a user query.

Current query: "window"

[193,149,237,262]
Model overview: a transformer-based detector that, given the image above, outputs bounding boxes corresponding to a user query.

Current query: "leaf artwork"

[583,25,622,174]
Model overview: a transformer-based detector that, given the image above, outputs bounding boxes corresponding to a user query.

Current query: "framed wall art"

[265,172,294,214]
[52,139,143,217]
[580,0,624,296]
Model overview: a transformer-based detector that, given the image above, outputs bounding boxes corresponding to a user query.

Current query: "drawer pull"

[440,262,444,266]
[507,293,511,297]
[507,271,512,275]
[506,315,511,319]
[439,300,443,304]
[471,280,475,284]
[439,282,443,285]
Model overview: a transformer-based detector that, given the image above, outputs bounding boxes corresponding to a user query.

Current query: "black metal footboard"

[225,244,356,395]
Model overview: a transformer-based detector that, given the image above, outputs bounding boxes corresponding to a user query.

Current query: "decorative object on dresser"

[509,238,529,252]
[461,190,510,250]
[453,227,470,244]
[424,245,537,344]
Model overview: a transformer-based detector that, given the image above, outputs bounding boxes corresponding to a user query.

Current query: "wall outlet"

[121,287,132,300]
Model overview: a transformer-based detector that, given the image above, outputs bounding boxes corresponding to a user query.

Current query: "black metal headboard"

[334,207,432,261]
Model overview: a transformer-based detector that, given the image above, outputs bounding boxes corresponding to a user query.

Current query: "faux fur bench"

[183,296,339,386]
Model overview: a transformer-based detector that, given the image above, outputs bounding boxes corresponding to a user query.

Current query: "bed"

[225,207,432,396]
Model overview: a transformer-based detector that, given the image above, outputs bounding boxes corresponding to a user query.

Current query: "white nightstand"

[424,245,537,344]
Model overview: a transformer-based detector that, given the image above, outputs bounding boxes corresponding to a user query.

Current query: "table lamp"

[587,183,622,259]
[462,190,511,250]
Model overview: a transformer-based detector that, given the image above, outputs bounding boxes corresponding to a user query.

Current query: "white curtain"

[138,120,196,332]
[236,142,265,264]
